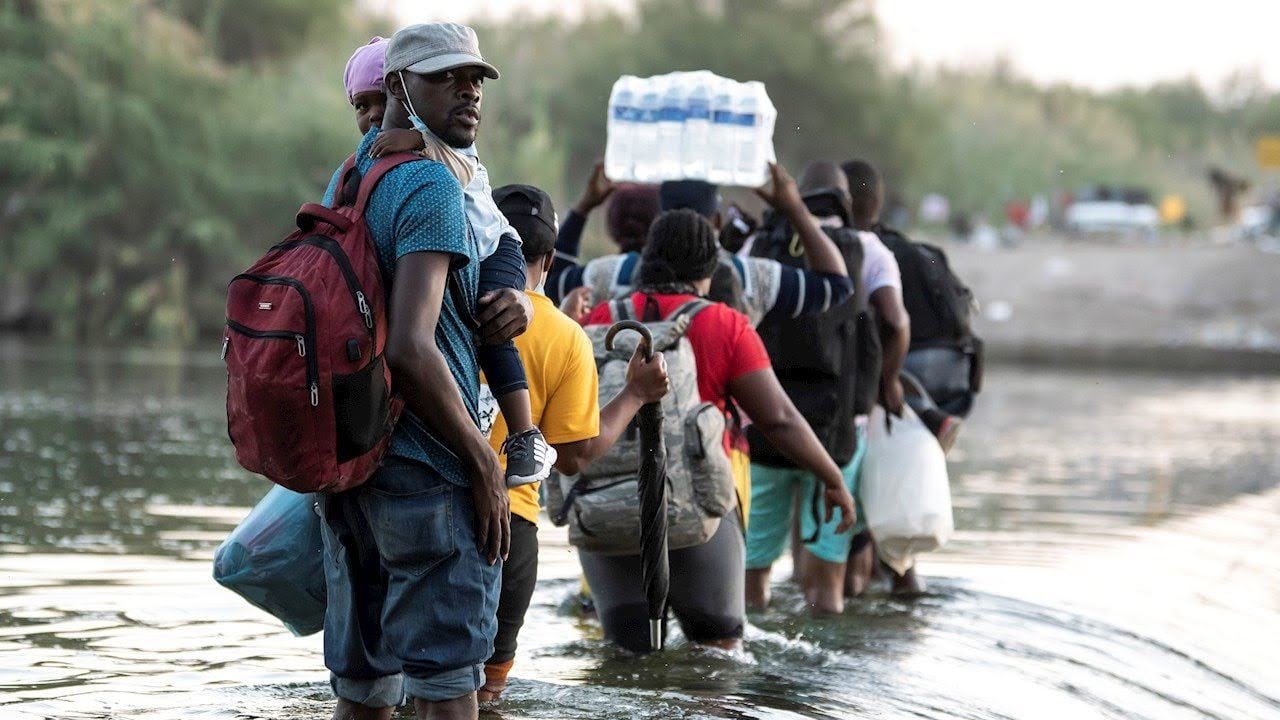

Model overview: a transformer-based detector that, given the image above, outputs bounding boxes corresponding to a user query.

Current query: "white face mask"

[398,71,429,132]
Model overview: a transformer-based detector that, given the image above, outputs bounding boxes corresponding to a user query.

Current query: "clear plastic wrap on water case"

[606,71,776,187]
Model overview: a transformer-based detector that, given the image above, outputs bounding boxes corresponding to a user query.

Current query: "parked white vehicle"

[1064,186,1159,238]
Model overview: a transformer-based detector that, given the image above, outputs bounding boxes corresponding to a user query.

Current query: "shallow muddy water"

[2,340,1278,719]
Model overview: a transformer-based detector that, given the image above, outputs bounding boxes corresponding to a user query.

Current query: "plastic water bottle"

[656,74,686,180]
[682,72,712,180]
[631,76,662,182]
[707,79,737,186]
[605,76,638,181]
[756,81,778,169]
[733,81,763,187]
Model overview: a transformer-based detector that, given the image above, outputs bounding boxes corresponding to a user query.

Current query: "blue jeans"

[319,459,501,705]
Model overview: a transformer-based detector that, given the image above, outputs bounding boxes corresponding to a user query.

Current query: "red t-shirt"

[583,292,772,420]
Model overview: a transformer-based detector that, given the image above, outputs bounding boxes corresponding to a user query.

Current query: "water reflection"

[1,340,1278,719]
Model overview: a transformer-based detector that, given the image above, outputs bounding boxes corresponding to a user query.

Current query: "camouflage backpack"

[546,298,738,555]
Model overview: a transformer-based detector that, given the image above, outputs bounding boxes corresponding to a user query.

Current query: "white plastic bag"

[859,405,954,575]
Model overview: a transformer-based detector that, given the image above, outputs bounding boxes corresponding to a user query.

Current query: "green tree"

[0,0,351,342]
[168,0,350,64]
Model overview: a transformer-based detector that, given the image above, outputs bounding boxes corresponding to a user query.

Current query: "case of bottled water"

[604,71,776,187]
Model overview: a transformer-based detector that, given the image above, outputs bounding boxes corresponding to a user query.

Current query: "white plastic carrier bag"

[859,405,954,575]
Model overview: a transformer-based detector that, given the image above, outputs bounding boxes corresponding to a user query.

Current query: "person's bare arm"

[755,162,847,276]
[729,369,855,531]
[870,285,910,415]
[554,348,668,475]
[384,251,509,564]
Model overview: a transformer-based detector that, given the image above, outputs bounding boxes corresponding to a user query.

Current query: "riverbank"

[939,239,1280,372]
[6,240,1280,373]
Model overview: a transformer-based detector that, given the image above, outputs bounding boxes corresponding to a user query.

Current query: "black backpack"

[747,211,868,467]
[875,224,983,392]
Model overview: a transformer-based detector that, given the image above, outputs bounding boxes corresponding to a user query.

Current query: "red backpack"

[224,153,416,493]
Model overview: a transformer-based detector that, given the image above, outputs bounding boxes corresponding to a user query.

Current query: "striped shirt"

[547,209,853,327]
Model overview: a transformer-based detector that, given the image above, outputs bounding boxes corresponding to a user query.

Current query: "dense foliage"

[2,0,1277,344]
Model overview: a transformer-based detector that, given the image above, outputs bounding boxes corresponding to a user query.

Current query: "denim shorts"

[745,426,867,568]
[319,459,501,705]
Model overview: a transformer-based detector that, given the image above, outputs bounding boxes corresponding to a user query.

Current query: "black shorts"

[488,515,539,664]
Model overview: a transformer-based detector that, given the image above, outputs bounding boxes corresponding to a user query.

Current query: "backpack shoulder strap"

[665,298,712,323]
[611,297,633,322]
[332,154,360,208]
[353,152,422,217]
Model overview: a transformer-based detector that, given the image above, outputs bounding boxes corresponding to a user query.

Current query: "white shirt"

[858,229,901,306]
[459,145,519,259]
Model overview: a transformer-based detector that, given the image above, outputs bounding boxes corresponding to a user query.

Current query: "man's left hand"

[476,288,533,344]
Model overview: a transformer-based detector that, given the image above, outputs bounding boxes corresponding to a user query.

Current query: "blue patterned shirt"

[324,128,480,485]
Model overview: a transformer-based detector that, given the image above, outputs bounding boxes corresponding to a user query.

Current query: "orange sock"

[482,659,514,697]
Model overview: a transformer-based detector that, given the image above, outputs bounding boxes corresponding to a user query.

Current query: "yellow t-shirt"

[486,291,600,524]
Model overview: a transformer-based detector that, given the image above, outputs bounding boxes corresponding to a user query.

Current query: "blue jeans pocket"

[359,479,455,577]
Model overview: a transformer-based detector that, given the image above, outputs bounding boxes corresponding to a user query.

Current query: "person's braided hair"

[637,209,720,294]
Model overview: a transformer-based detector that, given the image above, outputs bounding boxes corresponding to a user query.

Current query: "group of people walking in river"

[236,21,978,720]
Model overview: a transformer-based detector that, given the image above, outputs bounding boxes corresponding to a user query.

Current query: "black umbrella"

[605,319,668,651]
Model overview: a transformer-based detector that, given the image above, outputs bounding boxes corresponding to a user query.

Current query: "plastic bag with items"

[213,486,326,636]
[859,405,954,575]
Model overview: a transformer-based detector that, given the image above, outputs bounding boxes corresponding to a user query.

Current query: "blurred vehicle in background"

[1064,185,1159,239]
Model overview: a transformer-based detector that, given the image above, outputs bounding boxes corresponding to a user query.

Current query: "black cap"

[493,184,557,259]
[659,180,719,219]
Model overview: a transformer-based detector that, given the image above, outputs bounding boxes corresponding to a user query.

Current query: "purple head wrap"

[344,37,387,101]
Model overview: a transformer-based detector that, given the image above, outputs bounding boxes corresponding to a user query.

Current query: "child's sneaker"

[502,428,557,487]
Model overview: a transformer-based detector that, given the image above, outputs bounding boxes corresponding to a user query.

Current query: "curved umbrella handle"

[605,320,654,362]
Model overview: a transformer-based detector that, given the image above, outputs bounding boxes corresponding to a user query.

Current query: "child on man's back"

[343,37,555,486]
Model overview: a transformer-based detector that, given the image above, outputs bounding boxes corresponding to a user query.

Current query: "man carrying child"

[320,23,523,720]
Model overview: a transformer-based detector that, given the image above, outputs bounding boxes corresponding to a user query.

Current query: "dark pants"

[903,347,975,418]
[477,238,528,397]
[580,512,745,653]
[488,515,539,665]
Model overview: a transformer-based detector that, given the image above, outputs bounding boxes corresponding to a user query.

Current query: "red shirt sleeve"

[581,301,613,327]
[726,311,772,380]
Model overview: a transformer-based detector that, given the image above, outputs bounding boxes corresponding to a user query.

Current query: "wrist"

[783,200,809,223]
[464,437,500,479]
[620,383,647,406]
[573,199,596,216]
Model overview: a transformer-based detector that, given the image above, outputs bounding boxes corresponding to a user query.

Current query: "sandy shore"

[938,238,1280,371]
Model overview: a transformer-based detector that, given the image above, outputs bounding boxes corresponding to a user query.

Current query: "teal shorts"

[745,427,866,568]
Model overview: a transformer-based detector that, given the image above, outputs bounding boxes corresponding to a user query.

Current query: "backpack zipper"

[231,274,319,406]
[272,235,375,334]
[225,319,315,404]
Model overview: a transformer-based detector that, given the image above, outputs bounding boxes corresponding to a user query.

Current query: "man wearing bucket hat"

[317,22,517,720]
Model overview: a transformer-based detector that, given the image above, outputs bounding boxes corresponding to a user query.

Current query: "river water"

[2,339,1279,719]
